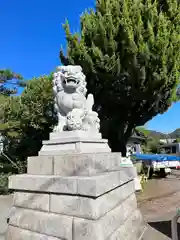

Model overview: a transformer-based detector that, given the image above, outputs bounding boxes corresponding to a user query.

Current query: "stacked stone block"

[6,132,146,240]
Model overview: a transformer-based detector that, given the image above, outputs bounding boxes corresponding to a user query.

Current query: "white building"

[159,138,176,144]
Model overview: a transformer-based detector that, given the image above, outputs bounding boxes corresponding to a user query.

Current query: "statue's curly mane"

[53,65,87,96]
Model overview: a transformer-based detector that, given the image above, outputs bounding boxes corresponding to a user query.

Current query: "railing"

[171,209,180,240]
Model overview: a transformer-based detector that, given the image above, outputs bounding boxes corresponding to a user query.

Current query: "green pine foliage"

[60,0,180,155]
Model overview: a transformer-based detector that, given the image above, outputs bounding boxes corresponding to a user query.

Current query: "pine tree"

[0,69,24,95]
[60,0,180,155]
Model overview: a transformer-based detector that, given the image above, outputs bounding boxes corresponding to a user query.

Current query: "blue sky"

[0,0,179,133]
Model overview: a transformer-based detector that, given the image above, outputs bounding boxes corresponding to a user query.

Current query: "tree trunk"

[109,137,127,156]
[118,140,127,156]
[108,129,127,156]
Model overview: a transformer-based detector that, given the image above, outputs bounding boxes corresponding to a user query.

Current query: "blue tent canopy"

[132,153,180,161]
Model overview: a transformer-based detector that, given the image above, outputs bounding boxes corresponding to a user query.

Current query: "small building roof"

[128,129,146,144]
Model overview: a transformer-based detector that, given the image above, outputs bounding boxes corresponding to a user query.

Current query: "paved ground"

[1,171,180,239]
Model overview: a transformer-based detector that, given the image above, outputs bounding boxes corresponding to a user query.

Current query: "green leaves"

[60,0,180,154]
[1,75,56,161]
[0,69,25,95]
[0,69,22,82]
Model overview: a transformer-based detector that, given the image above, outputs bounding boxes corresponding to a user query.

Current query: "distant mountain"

[148,130,166,139]
[169,128,180,138]
[136,127,180,139]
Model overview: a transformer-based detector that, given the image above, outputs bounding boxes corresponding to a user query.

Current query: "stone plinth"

[6,131,146,240]
[39,131,111,155]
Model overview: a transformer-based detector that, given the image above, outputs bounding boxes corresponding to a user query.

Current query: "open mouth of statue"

[64,77,80,85]
[67,78,77,83]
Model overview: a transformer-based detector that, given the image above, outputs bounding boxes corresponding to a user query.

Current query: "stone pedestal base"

[6,132,146,239]
[6,193,146,240]
[39,131,111,155]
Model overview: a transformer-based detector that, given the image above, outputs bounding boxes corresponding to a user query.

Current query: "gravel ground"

[138,170,180,239]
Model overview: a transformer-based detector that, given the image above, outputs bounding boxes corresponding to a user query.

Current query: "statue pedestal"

[39,130,111,155]
[6,131,146,240]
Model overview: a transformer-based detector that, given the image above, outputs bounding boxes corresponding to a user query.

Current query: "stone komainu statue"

[53,65,100,133]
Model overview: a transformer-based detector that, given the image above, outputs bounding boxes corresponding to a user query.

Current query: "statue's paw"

[53,124,64,132]
[53,126,58,132]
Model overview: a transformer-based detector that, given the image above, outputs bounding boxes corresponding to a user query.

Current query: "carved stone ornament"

[53,65,100,133]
